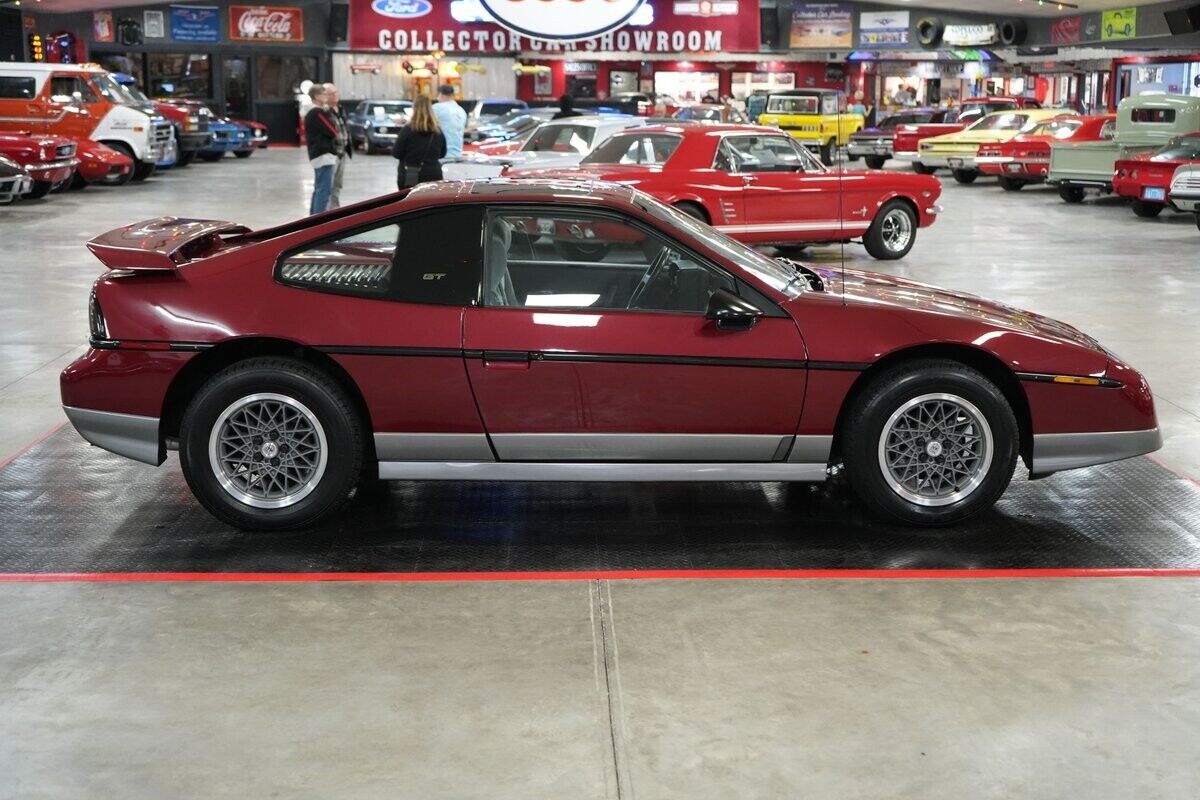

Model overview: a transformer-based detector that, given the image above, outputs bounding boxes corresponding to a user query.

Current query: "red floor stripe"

[2,568,1200,583]
[0,421,67,473]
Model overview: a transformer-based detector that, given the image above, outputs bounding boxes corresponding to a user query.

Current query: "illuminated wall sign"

[942,24,999,46]
[477,0,647,41]
[371,0,432,20]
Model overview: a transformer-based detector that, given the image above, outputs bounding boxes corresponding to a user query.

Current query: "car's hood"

[487,151,588,170]
[924,129,1021,145]
[812,267,1105,353]
[507,164,657,181]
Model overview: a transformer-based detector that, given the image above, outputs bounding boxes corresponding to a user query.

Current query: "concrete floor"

[1,150,1200,798]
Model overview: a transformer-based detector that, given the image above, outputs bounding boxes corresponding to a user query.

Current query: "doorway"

[223,56,251,118]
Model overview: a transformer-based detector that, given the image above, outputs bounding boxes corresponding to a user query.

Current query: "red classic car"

[232,118,270,149]
[976,115,1111,191]
[894,96,1043,173]
[463,127,538,157]
[61,180,1159,530]
[508,125,942,260]
[1112,132,1200,217]
[68,139,134,189]
[0,132,78,199]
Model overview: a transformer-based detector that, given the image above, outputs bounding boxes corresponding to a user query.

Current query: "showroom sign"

[350,0,758,52]
[478,0,646,41]
[230,5,304,42]
[942,23,999,46]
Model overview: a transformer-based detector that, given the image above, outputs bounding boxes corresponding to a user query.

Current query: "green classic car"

[1048,94,1200,203]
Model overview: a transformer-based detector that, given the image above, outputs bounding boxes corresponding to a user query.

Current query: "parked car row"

[0,61,266,206]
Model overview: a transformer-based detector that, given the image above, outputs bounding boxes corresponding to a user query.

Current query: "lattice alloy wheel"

[208,393,329,509]
[877,393,994,507]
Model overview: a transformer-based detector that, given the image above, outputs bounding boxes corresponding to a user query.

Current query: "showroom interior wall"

[23,0,332,143]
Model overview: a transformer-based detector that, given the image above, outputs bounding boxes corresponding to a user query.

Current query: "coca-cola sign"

[230,5,304,42]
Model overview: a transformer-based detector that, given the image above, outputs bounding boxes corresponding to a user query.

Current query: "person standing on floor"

[304,84,339,215]
[392,95,446,189]
[324,83,352,209]
[432,84,467,161]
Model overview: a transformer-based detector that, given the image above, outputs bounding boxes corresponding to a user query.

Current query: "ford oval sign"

[478,0,647,41]
[371,0,432,20]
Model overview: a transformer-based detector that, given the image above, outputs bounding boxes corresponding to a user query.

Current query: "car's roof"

[410,178,639,206]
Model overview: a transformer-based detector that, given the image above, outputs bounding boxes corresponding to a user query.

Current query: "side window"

[278,207,484,305]
[723,136,809,173]
[0,76,36,99]
[49,77,96,103]
[484,210,734,314]
[1130,108,1176,124]
[821,94,838,115]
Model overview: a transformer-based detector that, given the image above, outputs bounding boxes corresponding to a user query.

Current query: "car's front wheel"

[912,162,935,175]
[819,139,835,166]
[998,176,1026,192]
[952,169,978,184]
[864,155,887,170]
[841,360,1017,526]
[234,150,253,159]
[863,200,917,260]
[179,358,365,530]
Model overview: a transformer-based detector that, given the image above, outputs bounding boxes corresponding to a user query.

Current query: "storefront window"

[654,71,720,103]
[256,56,319,101]
[94,53,144,87]
[148,53,211,99]
[730,72,795,101]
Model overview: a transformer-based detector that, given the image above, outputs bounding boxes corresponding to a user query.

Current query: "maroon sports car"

[61,180,1159,530]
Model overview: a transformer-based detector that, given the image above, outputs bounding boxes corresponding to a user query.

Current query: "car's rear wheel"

[912,162,935,175]
[673,201,709,223]
[1058,185,1086,203]
[819,139,835,166]
[199,153,223,162]
[952,169,978,184]
[864,155,887,170]
[998,176,1026,192]
[1131,200,1164,218]
[841,360,1017,526]
[179,357,365,530]
[863,200,917,260]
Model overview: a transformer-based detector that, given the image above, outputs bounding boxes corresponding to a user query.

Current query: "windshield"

[1026,118,1082,138]
[766,95,818,114]
[632,192,807,300]
[481,101,524,116]
[92,74,142,107]
[522,124,596,154]
[583,133,682,165]
[968,112,1030,132]
[1152,136,1200,161]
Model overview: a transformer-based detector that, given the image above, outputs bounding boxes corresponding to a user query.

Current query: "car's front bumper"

[62,406,163,466]
[1030,428,1161,475]
[0,174,32,203]
[26,158,79,184]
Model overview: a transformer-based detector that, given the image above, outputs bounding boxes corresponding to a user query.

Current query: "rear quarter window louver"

[279,261,392,296]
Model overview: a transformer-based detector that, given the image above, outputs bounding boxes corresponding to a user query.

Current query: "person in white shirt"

[431,84,467,160]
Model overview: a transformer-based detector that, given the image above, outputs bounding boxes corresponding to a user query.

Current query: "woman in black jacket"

[392,95,446,188]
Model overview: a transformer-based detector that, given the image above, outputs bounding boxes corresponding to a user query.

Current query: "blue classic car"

[199,117,255,161]
[346,99,412,154]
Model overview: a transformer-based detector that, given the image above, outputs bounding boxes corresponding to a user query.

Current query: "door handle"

[741,174,757,184]
[482,350,531,369]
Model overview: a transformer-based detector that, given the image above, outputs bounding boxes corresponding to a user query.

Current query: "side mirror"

[705,288,763,332]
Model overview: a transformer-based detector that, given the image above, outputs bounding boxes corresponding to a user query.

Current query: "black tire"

[952,169,978,185]
[1195,212,1200,232]
[673,201,709,223]
[863,200,918,260]
[179,357,366,531]
[1131,200,1164,218]
[199,153,223,162]
[912,162,935,175]
[24,180,52,199]
[175,150,196,168]
[130,159,156,182]
[864,155,887,170]
[841,359,1018,526]
[233,150,253,159]
[998,176,1026,192]
[1058,185,1085,203]
[819,139,834,166]
[68,172,90,191]
[846,152,860,162]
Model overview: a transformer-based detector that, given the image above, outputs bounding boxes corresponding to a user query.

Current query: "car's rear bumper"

[62,406,163,466]
[847,141,892,157]
[917,154,976,169]
[1030,427,1161,475]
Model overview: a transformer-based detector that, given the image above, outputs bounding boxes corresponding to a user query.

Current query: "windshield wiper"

[776,257,825,292]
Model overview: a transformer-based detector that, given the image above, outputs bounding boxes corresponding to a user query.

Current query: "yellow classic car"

[918,108,1068,184]
[757,89,864,166]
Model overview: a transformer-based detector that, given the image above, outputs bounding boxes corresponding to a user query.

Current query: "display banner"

[858,10,907,47]
[942,23,999,46]
[1049,15,1081,45]
[350,0,759,53]
[230,5,305,42]
[1101,7,1137,40]
[93,11,115,43]
[789,3,852,49]
[170,5,220,42]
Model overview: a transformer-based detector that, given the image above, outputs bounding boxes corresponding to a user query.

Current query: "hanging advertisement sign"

[144,10,166,38]
[170,5,220,43]
[1101,7,1137,40]
[230,5,305,42]
[789,4,853,49]
[1049,16,1081,45]
[478,0,645,41]
[858,10,908,46]
[93,11,115,43]
[350,0,759,53]
[942,23,999,46]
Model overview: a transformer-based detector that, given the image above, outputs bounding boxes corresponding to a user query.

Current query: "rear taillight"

[89,291,108,341]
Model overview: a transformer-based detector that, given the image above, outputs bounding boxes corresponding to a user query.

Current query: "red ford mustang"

[508,124,943,260]
[976,115,1110,191]
[1113,132,1200,218]
[61,180,1160,530]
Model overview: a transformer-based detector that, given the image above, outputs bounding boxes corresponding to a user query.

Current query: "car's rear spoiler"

[86,216,252,271]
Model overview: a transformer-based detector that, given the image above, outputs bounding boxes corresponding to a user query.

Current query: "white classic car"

[443,115,649,181]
